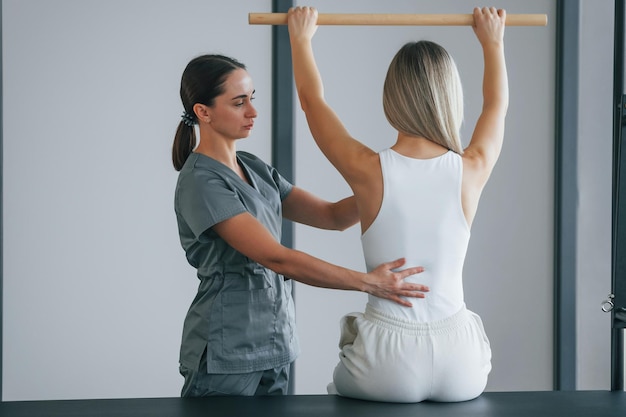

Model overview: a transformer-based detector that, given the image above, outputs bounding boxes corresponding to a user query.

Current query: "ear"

[192,103,212,124]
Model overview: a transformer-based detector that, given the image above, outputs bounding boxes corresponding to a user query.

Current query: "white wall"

[1,0,617,402]
[2,0,273,400]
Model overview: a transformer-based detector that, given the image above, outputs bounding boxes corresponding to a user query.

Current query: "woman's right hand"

[472,6,506,47]
[363,258,428,307]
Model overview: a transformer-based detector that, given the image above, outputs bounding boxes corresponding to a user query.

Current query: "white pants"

[328,304,491,403]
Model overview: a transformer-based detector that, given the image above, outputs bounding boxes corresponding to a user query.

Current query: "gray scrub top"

[174,151,299,374]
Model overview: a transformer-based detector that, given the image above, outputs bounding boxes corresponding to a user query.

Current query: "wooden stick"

[249,13,548,27]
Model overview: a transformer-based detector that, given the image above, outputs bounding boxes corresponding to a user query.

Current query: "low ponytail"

[172,120,196,171]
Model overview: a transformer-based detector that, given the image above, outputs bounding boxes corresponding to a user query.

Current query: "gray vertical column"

[554,0,579,391]
[271,0,295,394]
[0,1,4,401]
[272,0,294,195]
[612,0,626,393]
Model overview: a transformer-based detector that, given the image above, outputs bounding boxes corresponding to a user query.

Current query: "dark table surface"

[0,390,624,417]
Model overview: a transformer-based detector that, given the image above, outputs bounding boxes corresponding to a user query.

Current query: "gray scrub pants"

[180,350,291,397]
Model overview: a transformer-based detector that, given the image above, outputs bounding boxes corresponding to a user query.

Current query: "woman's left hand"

[287,6,318,42]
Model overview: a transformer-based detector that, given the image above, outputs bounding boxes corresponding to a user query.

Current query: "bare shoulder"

[351,150,383,233]
[342,146,381,186]
[461,149,492,191]
[460,150,491,227]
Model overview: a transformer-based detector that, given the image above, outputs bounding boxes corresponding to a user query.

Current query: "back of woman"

[363,149,469,323]
[330,148,489,403]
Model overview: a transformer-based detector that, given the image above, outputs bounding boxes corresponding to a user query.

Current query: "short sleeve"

[176,174,247,239]
[272,168,293,201]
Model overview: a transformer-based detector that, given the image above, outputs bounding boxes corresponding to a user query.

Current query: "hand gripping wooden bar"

[249,13,548,27]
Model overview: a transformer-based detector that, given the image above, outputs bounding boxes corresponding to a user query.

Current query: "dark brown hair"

[172,55,246,171]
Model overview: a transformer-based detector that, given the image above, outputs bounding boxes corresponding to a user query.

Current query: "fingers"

[390,296,413,308]
[474,6,503,15]
[378,258,428,291]
[383,257,406,270]
[288,6,318,20]
[472,6,506,44]
[287,6,318,39]
[381,257,425,272]
[396,266,426,280]
[388,288,428,307]
[473,6,506,22]
[401,282,429,293]
[291,6,317,12]
[366,258,428,307]
[391,266,429,307]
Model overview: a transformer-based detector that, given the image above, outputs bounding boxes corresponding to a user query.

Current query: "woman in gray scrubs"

[172,55,428,397]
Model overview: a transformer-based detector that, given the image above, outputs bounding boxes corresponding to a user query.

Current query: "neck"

[391,133,448,159]
[194,133,238,171]
[194,131,250,184]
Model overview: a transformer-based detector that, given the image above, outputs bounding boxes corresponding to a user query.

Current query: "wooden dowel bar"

[249,13,548,27]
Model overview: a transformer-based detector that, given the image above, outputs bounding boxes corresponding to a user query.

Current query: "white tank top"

[362,149,470,322]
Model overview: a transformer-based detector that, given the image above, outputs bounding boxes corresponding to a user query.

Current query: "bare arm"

[461,7,508,226]
[463,7,509,186]
[212,212,428,307]
[282,186,358,231]
[287,6,377,185]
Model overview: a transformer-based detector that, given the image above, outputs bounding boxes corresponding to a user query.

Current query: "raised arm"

[287,6,377,184]
[463,7,509,186]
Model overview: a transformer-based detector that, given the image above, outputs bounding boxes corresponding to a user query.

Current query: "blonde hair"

[383,40,464,154]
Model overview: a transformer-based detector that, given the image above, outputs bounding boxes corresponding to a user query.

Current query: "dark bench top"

[1,390,624,417]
